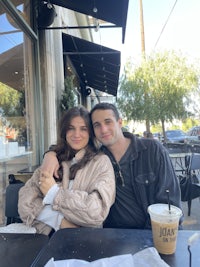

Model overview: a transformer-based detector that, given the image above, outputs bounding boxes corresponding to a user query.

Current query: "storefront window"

[0,1,36,225]
[0,2,32,150]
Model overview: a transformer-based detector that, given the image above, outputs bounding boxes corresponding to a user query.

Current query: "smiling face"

[66,116,89,151]
[91,109,123,148]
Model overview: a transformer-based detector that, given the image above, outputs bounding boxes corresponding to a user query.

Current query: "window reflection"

[0,2,29,158]
[0,1,34,225]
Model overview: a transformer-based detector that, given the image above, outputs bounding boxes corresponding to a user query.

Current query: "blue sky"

[94,0,200,66]
[0,8,23,54]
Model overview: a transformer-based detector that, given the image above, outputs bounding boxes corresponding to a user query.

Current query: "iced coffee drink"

[148,204,182,255]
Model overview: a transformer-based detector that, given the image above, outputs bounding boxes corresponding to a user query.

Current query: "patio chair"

[5,175,24,225]
[166,143,191,175]
[180,153,200,216]
[163,142,191,154]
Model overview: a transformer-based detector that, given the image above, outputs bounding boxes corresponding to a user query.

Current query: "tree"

[0,82,23,116]
[117,51,199,140]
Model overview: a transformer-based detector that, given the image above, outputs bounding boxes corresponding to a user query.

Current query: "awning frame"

[38,0,129,43]
[62,33,121,96]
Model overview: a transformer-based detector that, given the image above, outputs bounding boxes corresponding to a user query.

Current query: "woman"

[18,106,115,235]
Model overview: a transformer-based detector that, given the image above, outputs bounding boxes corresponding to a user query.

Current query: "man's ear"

[118,118,123,127]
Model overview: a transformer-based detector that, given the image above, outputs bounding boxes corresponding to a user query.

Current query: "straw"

[166,189,171,213]
[187,233,200,267]
[188,245,192,267]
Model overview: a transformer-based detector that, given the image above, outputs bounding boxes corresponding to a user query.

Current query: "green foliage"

[151,124,162,133]
[182,118,199,132]
[0,82,23,116]
[117,51,199,132]
[60,76,76,112]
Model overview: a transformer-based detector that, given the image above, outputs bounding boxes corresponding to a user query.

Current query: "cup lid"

[148,203,182,217]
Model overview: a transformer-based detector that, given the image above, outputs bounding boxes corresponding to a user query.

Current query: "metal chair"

[184,153,200,216]
[5,175,24,225]
[163,142,191,154]
[166,143,191,175]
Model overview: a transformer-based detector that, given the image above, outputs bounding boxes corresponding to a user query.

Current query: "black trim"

[48,0,129,43]
[62,33,120,96]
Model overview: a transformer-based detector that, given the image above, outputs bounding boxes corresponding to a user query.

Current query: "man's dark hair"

[90,103,120,120]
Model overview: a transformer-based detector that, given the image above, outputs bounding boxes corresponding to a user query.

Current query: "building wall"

[39,6,93,150]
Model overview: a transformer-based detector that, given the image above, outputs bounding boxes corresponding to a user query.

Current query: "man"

[41,103,182,229]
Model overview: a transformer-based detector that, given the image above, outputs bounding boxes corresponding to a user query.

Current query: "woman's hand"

[60,218,79,229]
[40,151,60,178]
[39,171,56,196]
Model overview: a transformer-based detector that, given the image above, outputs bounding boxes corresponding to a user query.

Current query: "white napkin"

[0,223,36,234]
[133,247,169,267]
[44,247,170,267]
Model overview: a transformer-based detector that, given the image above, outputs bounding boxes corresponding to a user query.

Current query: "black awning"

[50,0,129,43]
[62,33,120,96]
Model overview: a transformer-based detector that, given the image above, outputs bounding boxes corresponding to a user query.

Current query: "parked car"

[164,130,189,143]
[186,126,200,144]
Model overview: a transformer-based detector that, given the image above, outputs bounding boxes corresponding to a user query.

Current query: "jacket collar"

[123,132,147,157]
[72,148,86,164]
[101,131,148,162]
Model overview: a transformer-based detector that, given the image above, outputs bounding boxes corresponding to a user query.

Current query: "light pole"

[139,0,145,56]
[139,0,150,132]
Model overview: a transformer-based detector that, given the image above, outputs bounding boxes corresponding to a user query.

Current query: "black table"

[0,233,49,267]
[31,228,200,267]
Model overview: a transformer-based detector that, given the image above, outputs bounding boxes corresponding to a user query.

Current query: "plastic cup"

[148,203,182,255]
